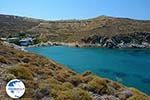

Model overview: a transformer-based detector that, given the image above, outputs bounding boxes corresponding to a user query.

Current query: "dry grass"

[7,65,33,80]
[1,15,150,42]
[0,41,149,99]
[128,88,150,100]
[0,55,8,64]
[55,88,92,100]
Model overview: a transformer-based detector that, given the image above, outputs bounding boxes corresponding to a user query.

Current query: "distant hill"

[0,14,150,44]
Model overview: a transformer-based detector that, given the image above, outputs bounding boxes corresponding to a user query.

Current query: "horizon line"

[0,13,150,21]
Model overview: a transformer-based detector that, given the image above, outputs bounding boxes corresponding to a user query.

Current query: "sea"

[26,46,150,94]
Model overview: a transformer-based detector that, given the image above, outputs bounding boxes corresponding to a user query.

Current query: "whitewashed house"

[19,38,33,46]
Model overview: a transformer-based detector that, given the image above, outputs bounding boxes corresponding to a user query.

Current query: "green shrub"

[7,65,33,80]
[33,38,43,44]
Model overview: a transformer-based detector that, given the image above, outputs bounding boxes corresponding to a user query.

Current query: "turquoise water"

[26,46,150,94]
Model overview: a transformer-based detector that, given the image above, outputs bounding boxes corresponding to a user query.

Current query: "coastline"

[3,41,150,53]
[26,44,150,95]
[1,40,150,99]
[27,41,150,49]
[2,40,150,54]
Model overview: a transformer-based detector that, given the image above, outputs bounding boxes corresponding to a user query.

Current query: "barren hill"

[1,14,150,48]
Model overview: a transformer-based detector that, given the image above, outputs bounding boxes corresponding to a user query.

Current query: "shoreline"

[25,42,150,95]
[2,41,150,53]
[27,41,150,49]
[1,41,150,96]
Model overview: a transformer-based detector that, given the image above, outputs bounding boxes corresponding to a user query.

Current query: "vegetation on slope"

[0,41,149,100]
[0,14,150,43]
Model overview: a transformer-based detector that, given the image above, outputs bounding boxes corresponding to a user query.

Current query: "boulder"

[34,87,51,100]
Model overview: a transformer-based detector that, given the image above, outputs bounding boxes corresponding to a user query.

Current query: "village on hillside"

[0,32,40,46]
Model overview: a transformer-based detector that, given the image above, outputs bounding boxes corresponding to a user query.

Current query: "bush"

[128,88,150,100]
[66,75,83,86]
[128,96,150,100]
[61,82,74,90]
[23,88,34,98]
[39,77,61,89]
[82,71,92,76]
[0,56,7,64]
[56,88,92,100]
[110,81,122,90]
[24,80,38,89]
[22,57,30,63]
[37,67,54,77]
[2,73,16,82]
[82,75,94,83]
[54,69,72,82]
[16,52,24,58]
[33,38,43,44]
[87,77,108,94]
[7,65,33,80]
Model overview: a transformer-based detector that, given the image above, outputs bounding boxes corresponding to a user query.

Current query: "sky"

[0,0,150,20]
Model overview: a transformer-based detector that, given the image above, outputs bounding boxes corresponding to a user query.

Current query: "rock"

[104,39,117,48]
[116,90,133,100]
[92,93,119,100]
[41,97,51,100]
[82,71,92,76]
[117,93,126,100]
[81,32,150,48]
[121,90,133,98]
[66,75,82,86]
[34,87,50,100]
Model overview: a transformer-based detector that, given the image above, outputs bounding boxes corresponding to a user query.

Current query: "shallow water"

[26,46,150,94]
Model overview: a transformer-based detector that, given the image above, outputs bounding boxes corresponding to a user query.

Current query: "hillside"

[0,14,150,44]
[0,41,150,99]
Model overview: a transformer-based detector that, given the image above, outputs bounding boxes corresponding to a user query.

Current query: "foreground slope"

[0,41,149,100]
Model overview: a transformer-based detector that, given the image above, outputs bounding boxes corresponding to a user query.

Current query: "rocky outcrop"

[81,32,150,48]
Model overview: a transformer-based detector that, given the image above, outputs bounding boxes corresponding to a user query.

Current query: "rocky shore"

[3,32,150,51]
[25,32,150,49]
[27,42,102,48]
[81,32,150,48]
[2,41,26,51]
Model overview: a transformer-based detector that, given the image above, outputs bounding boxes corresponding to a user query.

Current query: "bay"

[26,46,150,94]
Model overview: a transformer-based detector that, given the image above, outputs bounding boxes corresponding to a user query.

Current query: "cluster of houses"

[1,37,34,46]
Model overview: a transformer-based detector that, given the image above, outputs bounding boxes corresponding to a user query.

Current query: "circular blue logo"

[6,79,25,98]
